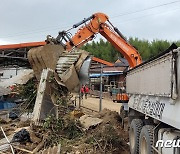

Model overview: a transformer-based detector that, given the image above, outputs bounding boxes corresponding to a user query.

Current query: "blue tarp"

[90,72,123,78]
[0,101,16,110]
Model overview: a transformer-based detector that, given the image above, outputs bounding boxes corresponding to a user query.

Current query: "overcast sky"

[0,0,180,45]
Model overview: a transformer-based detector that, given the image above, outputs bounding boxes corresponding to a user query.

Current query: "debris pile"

[74,109,129,154]
[0,45,129,153]
[0,100,129,153]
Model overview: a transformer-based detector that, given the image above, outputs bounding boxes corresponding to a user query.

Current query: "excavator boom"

[54,12,142,68]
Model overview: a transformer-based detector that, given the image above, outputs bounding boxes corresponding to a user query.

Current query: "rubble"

[0,71,129,153]
[0,99,129,153]
[0,69,34,89]
[0,44,129,153]
[0,69,35,120]
[79,115,103,130]
[0,73,129,154]
[0,126,15,153]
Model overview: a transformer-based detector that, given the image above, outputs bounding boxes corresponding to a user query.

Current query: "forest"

[81,38,180,62]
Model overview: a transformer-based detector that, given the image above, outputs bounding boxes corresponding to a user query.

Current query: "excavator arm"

[65,13,108,50]
[54,12,142,68]
[99,24,142,67]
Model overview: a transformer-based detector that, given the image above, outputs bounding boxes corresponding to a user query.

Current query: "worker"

[80,85,85,99]
[84,85,89,99]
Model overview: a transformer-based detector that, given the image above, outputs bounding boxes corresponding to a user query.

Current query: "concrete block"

[32,69,58,122]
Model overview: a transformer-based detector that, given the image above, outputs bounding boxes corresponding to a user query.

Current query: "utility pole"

[99,64,103,112]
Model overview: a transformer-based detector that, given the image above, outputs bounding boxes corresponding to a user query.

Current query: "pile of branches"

[42,114,83,148]
[31,96,83,151]
[84,124,125,153]
[38,106,128,153]
[12,77,37,112]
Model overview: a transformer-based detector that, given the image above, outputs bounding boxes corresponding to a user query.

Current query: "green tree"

[82,38,180,62]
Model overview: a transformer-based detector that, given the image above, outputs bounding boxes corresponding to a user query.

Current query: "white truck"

[126,44,180,154]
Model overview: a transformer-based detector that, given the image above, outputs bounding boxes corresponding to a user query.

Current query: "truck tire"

[139,125,154,154]
[129,119,143,154]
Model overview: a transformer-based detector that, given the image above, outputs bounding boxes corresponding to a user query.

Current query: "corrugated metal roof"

[90,66,126,74]
[90,72,123,78]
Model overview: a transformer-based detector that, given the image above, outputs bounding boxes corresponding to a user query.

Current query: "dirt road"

[80,96,121,113]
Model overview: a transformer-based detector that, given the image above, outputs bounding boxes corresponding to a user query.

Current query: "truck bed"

[126,43,178,97]
[126,44,180,129]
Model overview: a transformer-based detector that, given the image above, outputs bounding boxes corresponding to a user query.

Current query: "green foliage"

[56,97,67,106]
[18,77,37,99]
[16,77,37,111]
[82,39,120,62]
[129,38,172,60]
[81,38,180,62]
[43,115,82,147]
[43,115,64,130]
[63,119,82,139]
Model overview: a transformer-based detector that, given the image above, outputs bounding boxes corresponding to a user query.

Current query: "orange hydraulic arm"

[92,57,114,66]
[54,12,142,68]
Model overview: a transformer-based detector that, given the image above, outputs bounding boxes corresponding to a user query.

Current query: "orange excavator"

[48,12,142,68]
[0,12,142,105]
[0,12,142,118]
[47,12,142,104]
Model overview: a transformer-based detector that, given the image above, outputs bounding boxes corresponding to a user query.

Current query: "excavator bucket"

[28,44,64,80]
[28,44,90,88]
[27,44,91,121]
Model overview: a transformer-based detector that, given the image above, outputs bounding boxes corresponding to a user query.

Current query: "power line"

[1,0,180,40]
[17,7,180,38]
[112,6,180,25]
[0,24,72,38]
[16,7,180,41]
[111,0,180,19]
